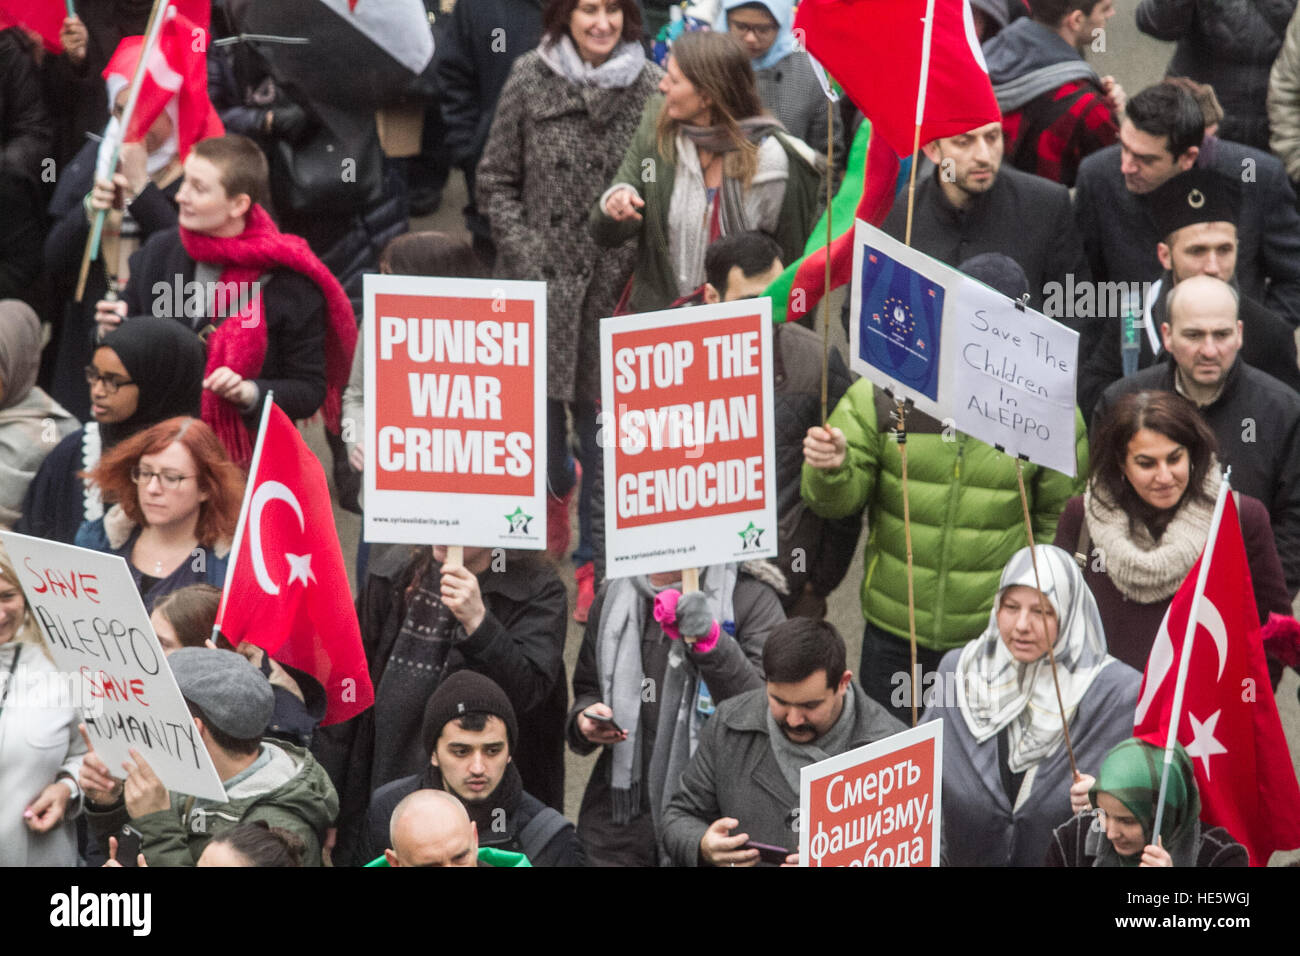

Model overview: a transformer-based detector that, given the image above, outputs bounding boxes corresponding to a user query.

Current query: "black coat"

[121,227,327,424]
[881,162,1089,321]
[360,769,584,867]
[1093,356,1300,595]
[0,28,53,185]
[314,546,569,864]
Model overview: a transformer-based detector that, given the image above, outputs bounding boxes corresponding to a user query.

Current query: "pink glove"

[653,589,720,653]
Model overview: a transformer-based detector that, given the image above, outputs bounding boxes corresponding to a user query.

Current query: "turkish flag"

[1134,493,1300,864]
[102,7,223,161]
[0,0,64,53]
[793,0,1001,157]
[216,403,374,725]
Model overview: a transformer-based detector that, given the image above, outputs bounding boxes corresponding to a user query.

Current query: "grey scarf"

[537,35,647,89]
[595,565,738,827]
[765,687,857,794]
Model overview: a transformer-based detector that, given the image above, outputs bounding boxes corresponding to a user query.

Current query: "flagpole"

[213,393,276,642]
[821,95,834,425]
[1152,467,1233,839]
[903,0,937,247]
[74,0,170,302]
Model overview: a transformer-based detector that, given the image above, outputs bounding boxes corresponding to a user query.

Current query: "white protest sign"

[0,532,227,802]
[950,278,1079,476]
[600,300,778,578]
[363,274,547,547]
[799,720,942,867]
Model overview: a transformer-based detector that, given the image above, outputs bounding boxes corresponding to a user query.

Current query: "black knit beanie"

[419,670,519,756]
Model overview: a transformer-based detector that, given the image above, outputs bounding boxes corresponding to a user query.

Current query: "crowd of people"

[0,0,1297,869]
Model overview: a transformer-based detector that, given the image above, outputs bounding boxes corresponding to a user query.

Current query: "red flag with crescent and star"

[1133,492,1300,864]
[216,402,374,725]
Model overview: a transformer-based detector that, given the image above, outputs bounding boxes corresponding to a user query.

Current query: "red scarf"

[180,204,357,465]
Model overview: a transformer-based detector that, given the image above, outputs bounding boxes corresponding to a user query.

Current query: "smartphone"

[115,824,143,867]
[742,840,790,865]
[582,710,624,735]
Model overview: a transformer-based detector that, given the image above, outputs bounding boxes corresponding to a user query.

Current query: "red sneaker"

[574,561,595,623]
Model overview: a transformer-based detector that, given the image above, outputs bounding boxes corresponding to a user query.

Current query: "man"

[1074,83,1300,331]
[802,253,1088,720]
[1081,167,1300,403]
[1094,274,1300,595]
[96,134,355,459]
[982,0,1124,186]
[79,648,339,866]
[379,790,529,867]
[357,671,582,866]
[880,120,1090,322]
[702,232,860,619]
[661,618,904,866]
[313,544,567,865]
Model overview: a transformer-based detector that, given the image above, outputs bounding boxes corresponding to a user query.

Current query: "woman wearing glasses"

[16,317,206,545]
[76,416,244,609]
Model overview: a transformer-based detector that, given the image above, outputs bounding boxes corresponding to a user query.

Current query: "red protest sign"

[364,276,547,547]
[800,722,942,867]
[600,301,777,577]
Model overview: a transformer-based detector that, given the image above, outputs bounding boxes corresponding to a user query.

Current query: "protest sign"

[949,279,1079,476]
[363,275,547,547]
[600,300,778,578]
[0,532,227,802]
[799,720,941,867]
[849,220,1079,475]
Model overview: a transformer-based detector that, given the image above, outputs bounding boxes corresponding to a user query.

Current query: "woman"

[715,0,843,169]
[0,549,87,866]
[477,0,663,612]
[76,416,244,609]
[43,41,185,421]
[591,29,822,315]
[920,545,1142,866]
[0,300,79,528]
[197,821,306,867]
[150,582,223,655]
[1054,390,1291,672]
[1046,737,1248,867]
[16,316,206,545]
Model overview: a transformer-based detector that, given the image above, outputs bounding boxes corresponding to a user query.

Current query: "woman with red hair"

[76,416,245,609]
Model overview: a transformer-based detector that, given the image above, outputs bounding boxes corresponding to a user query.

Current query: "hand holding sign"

[122,748,170,819]
[1070,772,1095,814]
[802,425,846,471]
[440,564,486,635]
[78,724,124,808]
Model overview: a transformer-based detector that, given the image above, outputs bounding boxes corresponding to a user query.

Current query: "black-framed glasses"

[84,366,135,394]
[130,467,195,490]
[728,17,778,38]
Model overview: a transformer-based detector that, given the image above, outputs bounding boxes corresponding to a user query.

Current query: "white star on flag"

[285,552,316,587]
[1185,710,1229,779]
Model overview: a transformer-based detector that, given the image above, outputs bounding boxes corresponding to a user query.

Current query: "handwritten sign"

[949,279,1079,476]
[0,532,227,802]
[799,721,941,867]
[363,274,547,547]
[600,301,778,578]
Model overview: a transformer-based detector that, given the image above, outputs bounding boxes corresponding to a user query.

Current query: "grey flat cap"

[169,647,274,740]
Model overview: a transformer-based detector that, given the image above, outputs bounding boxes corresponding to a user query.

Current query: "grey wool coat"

[477,50,663,403]
[660,682,905,866]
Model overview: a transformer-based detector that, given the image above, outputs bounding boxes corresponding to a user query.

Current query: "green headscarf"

[1089,738,1201,867]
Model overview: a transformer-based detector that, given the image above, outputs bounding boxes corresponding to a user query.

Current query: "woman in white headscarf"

[920,544,1141,866]
[0,301,79,528]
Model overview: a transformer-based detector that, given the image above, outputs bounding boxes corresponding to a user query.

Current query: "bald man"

[1094,274,1300,599]
[379,790,530,868]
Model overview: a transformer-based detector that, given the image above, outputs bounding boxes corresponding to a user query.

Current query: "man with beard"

[356,671,582,867]
[660,618,904,866]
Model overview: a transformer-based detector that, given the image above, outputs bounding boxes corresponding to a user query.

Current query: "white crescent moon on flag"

[1134,597,1229,723]
[962,0,990,74]
[249,480,305,596]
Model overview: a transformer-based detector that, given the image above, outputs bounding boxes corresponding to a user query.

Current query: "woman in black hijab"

[15,316,205,543]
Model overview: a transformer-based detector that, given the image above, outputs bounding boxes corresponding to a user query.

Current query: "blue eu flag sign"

[858,247,943,402]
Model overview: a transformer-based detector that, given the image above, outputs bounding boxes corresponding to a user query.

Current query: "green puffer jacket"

[801,380,1088,652]
[589,93,823,313]
[88,740,338,867]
